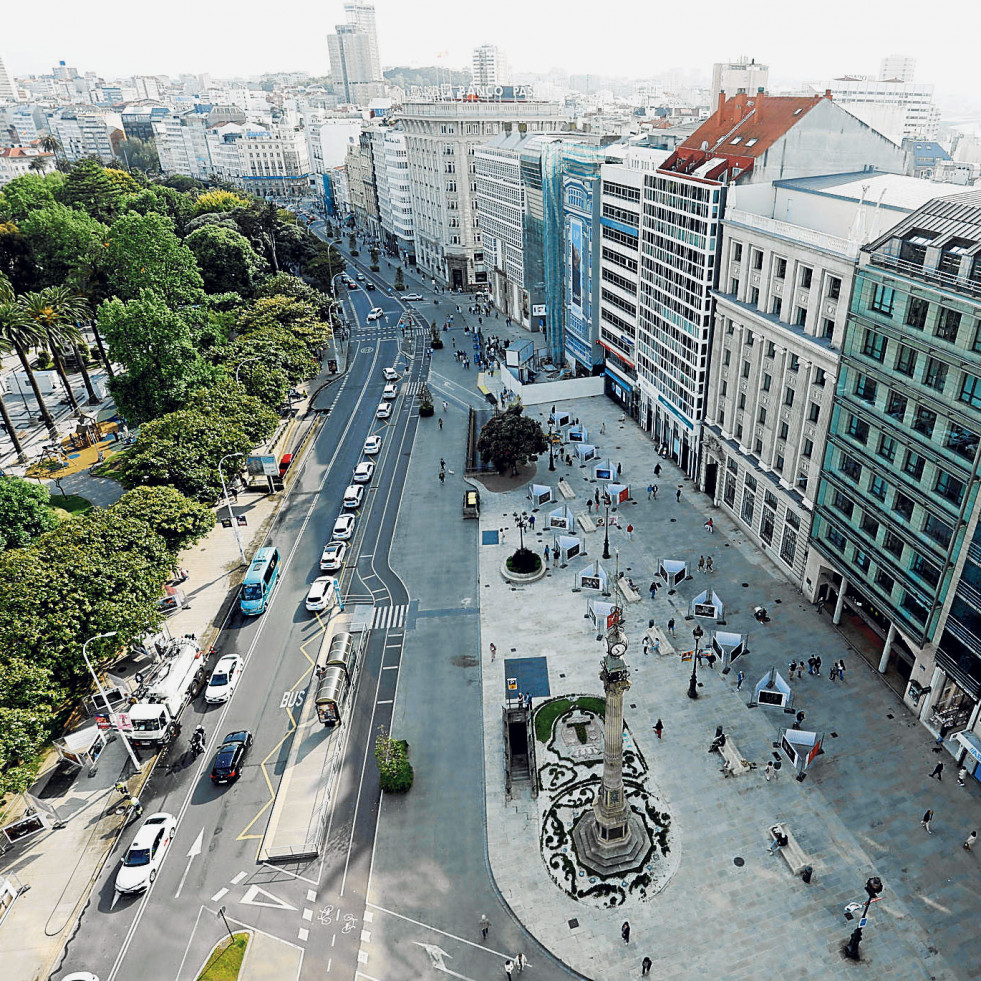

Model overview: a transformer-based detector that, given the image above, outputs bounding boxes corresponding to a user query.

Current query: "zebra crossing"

[370,604,408,629]
[402,381,423,398]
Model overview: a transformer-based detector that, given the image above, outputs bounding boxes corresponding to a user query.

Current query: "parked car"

[382,383,398,401]
[401,293,423,301]
[366,307,384,322]
[364,435,382,455]
[278,452,293,476]
[382,367,399,381]
[114,812,177,895]
[343,484,365,508]
[205,655,243,704]
[376,402,391,419]
[353,461,375,483]
[332,513,356,540]
[320,540,348,572]
[210,731,254,784]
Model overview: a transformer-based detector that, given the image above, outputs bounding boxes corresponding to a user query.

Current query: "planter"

[420,404,435,417]
[500,558,548,584]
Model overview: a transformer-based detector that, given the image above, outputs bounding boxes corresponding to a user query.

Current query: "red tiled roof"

[0,147,53,159]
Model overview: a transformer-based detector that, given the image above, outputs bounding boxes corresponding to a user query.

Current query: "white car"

[382,367,399,381]
[332,512,356,539]
[305,576,338,612]
[353,461,375,483]
[401,293,423,301]
[383,383,398,401]
[205,655,242,704]
[114,812,177,895]
[366,307,384,322]
[357,273,366,281]
[343,484,365,508]
[320,541,348,572]
[376,402,391,419]
[364,435,382,455]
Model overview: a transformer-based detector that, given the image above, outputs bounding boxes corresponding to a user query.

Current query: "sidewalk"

[476,393,978,980]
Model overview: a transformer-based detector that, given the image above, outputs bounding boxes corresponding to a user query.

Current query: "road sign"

[248,455,279,477]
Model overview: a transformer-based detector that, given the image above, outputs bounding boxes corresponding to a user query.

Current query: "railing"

[725,208,859,258]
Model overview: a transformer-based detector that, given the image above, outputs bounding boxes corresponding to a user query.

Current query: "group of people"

[787,657,846,682]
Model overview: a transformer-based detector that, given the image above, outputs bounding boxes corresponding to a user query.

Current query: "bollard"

[801,865,813,884]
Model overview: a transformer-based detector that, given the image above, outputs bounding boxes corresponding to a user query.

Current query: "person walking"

[647,484,653,500]
[544,545,550,563]
[587,498,593,513]
[828,660,837,682]
[705,555,713,572]
[652,484,659,499]
[515,953,527,972]
[667,618,676,637]
[705,518,714,533]
[965,831,978,851]
[958,767,968,788]
[621,921,631,944]
[442,400,448,412]
[930,761,944,781]
[651,637,661,656]
[480,914,491,939]
[789,659,798,678]
[921,808,934,834]
[439,418,443,429]
[838,660,846,682]
[440,457,446,471]
[698,555,705,574]
[653,719,663,739]
[736,669,745,691]
[814,655,823,677]
[641,956,652,976]
[763,761,774,782]
[649,581,658,600]
[676,487,682,503]
[439,469,445,485]
[504,960,514,980]
[595,489,600,507]
[489,643,496,661]
[626,523,634,540]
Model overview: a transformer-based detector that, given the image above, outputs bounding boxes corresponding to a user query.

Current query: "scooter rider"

[191,725,206,755]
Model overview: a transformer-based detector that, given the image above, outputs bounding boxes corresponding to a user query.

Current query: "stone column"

[832,577,849,625]
[593,668,630,836]
[878,622,896,674]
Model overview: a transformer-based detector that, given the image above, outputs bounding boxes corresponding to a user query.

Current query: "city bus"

[240,547,281,615]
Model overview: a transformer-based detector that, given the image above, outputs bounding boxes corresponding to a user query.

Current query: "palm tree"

[28,155,49,175]
[20,288,90,414]
[39,135,61,155]
[0,276,56,435]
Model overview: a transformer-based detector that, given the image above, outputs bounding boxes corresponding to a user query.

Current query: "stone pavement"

[475,394,979,980]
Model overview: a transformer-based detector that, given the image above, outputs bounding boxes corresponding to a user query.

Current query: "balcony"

[867,251,981,302]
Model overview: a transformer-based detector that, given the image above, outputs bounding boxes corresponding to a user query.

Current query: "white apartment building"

[634,91,905,480]
[710,57,768,97]
[0,55,18,102]
[50,108,123,161]
[474,132,528,324]
[382,129,414,257]
[343,3,382,81]
[328,3,384,105]
[4,105,44,145]
[153,108,215,179]
[399,98,566,290]
[804,76,941,144]
[472,44,510,87]
[305,114,363,173]
[0,146,55,185]
[232,124,312,198]
[701,173,963,584]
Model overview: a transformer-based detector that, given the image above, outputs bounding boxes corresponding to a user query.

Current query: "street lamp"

[602,495,611,560]
[219,452,246,565]
[235,356,262,386]
[81,631,141,772]
[548,422,556,471]
[687,626,703,700]
[512,511,529,551]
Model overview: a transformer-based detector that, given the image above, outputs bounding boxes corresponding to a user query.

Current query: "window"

[774,257,787,279]
[869,475,888,501]
[923,514,953,549]
[855,376,877,403]
[841,454,862,481]
[883,530,904,558]
[847,416,870,444]
[775,453,785,471]
[784,386,795,406]
[808,402,821,423]
[906,296,929,330]
[875,569,895,593]
[833,490,854,518]
[789,354,800,372]
[752,249,763,270]
[802,438,813,458]
[894,345,917,377]
[924,358,947,393]
[742,360,751,379]
[771,297,782,317]
[878,434,897,462]
[730,278,740,295]
[800,266,813,289]
[736,423,743,440]
[912,406,936,438]
[893,492,914,521]
[854,549,871,573]
[826,526,846,552]
[911,554,941,587]
[764,490,777,510]
[750,286,760,305]
[760,506,775,545]
[732,242,743,262]
[754,437,763,454]
[762,373,772,392]
[860,513,879,537]
[822,318,835,339]
[738,393,746,410]
[720,381,728,398]
[780,526,797,565]
[765,341,776,359]
[862,330,887,362]
[814,368,826,387]
[901,591,927,624]
[936,308,961,341]
[870,283,896,316]
[959,373,981,410]
[795,306,807,327]
[745,330,755,347]
[757,406,767,424]
[828,276,841,300]
[778,421,789,440]
[885,392,906,421]
[935,470,965,505]
[745,475,758,493]
[724,473,737,507]
[903,451,925,481]
[947,423,979,460]
[741,489,755,524]
[723,349,731,366]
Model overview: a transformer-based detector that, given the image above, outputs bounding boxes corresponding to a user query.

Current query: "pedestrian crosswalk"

[402,381,422,398]
[371,604,408,629]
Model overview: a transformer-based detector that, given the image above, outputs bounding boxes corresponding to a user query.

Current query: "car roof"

[215,654,238,669]
[222,730,250,744]
[130,813,173,845]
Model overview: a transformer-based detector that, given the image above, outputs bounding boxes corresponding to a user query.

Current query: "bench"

[717,736,751,777]
[558,479,576,500]
[766,823,809,875]
[577,512,596,534]
[617,578,642,604]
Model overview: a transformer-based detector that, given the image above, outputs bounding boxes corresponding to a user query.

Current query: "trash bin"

[801,865,813,884]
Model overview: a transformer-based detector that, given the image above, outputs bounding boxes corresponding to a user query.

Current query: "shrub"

[375,726,413,793]
[506,547,541,575]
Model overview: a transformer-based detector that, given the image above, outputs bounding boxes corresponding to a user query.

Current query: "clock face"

[610,641,627,657]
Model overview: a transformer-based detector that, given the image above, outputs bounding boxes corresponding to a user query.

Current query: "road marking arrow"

[174,829,203,899]
[411,942,480,980]
[240,884,297,910]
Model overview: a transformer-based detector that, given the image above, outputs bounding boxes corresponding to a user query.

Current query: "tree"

[476,404,547,475]
[123,184,193,233]
[374,725,414,792]
[0,477,58,550]
[185,224,268,296]
[192,189,249,217]
[18,203,108,289]
[0,172,64,222]
[20,287,89,410]
[100,211,205,307]
[220,326,318,406]
[0,221,36,293]
[0,706,49,796]
[162,174,206,194]
[188,379,278,445]
[110,486,215,554]
[394,267,405,292]
[57,158,126,223]
[235,293,332,354]
[0,275,55,433]
[115,138,160,173]
[305,243,346,295]
[97,291,220,422]
[112,407,256,502]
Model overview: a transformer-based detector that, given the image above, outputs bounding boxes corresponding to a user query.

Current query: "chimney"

[756,89,764,126]
[824,88,833,101]
[717,91,726,119]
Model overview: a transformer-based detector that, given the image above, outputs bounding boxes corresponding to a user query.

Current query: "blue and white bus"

[240,547,281,615]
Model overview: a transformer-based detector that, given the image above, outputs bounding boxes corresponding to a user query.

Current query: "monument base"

[572,809,651,876]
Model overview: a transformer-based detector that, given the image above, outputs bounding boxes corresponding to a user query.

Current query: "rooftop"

[773,171,976,212]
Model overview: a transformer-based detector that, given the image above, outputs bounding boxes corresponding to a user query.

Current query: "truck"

[128,635,210,747]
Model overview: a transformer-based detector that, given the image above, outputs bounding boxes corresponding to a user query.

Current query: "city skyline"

[2,0,977,108]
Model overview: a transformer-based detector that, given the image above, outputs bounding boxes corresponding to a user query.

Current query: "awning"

[956,730,981,765]
[604,368,633,393]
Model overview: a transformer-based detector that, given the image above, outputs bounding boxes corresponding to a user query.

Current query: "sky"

[3,0,977,110]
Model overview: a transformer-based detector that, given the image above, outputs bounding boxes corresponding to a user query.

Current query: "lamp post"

[602,496,611,560]
[548,422,556,471]
[235,356,262,386]
[687,626,703,700]
[219,452,246,565]
[512,511,529,551]
[81,631,141,772]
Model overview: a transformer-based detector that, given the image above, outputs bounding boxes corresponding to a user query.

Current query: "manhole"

[733,856,745,867]
[568,918,580,930]
[775,599,782,604]
[742,582,749,587]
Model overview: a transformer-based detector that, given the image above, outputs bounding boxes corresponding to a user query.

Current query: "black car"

[365,281,376,290]
[210,730,254,784]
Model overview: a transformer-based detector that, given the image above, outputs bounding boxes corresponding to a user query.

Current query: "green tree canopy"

[100,211,205,307]
[188,378,278,445]
[222,324,319,404]
[0,221,36,293]
[18,203,108,289]
[0,477,59,550]
[305,243,346,295]
[476,404,547,474]
[185,224,268,296]
[124,184,193,233]
[0,172,65,221]
[235,293,332,353]
[110,486,215,553]
[112,407,256,502]
[162,174,206,194]
[57,158,127,223]
[192,189,249,217]
[115,138,160,173]
[0,706,50,796]
[97,291,220,422]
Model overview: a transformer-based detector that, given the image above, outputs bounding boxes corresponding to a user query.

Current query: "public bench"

[558,479,576,500]
[617,578,642,604]
[577,512,596,534]
[718,736,752,777]
[766,822,809,875]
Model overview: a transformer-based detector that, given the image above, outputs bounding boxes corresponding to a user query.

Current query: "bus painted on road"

[240,546,281,615]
